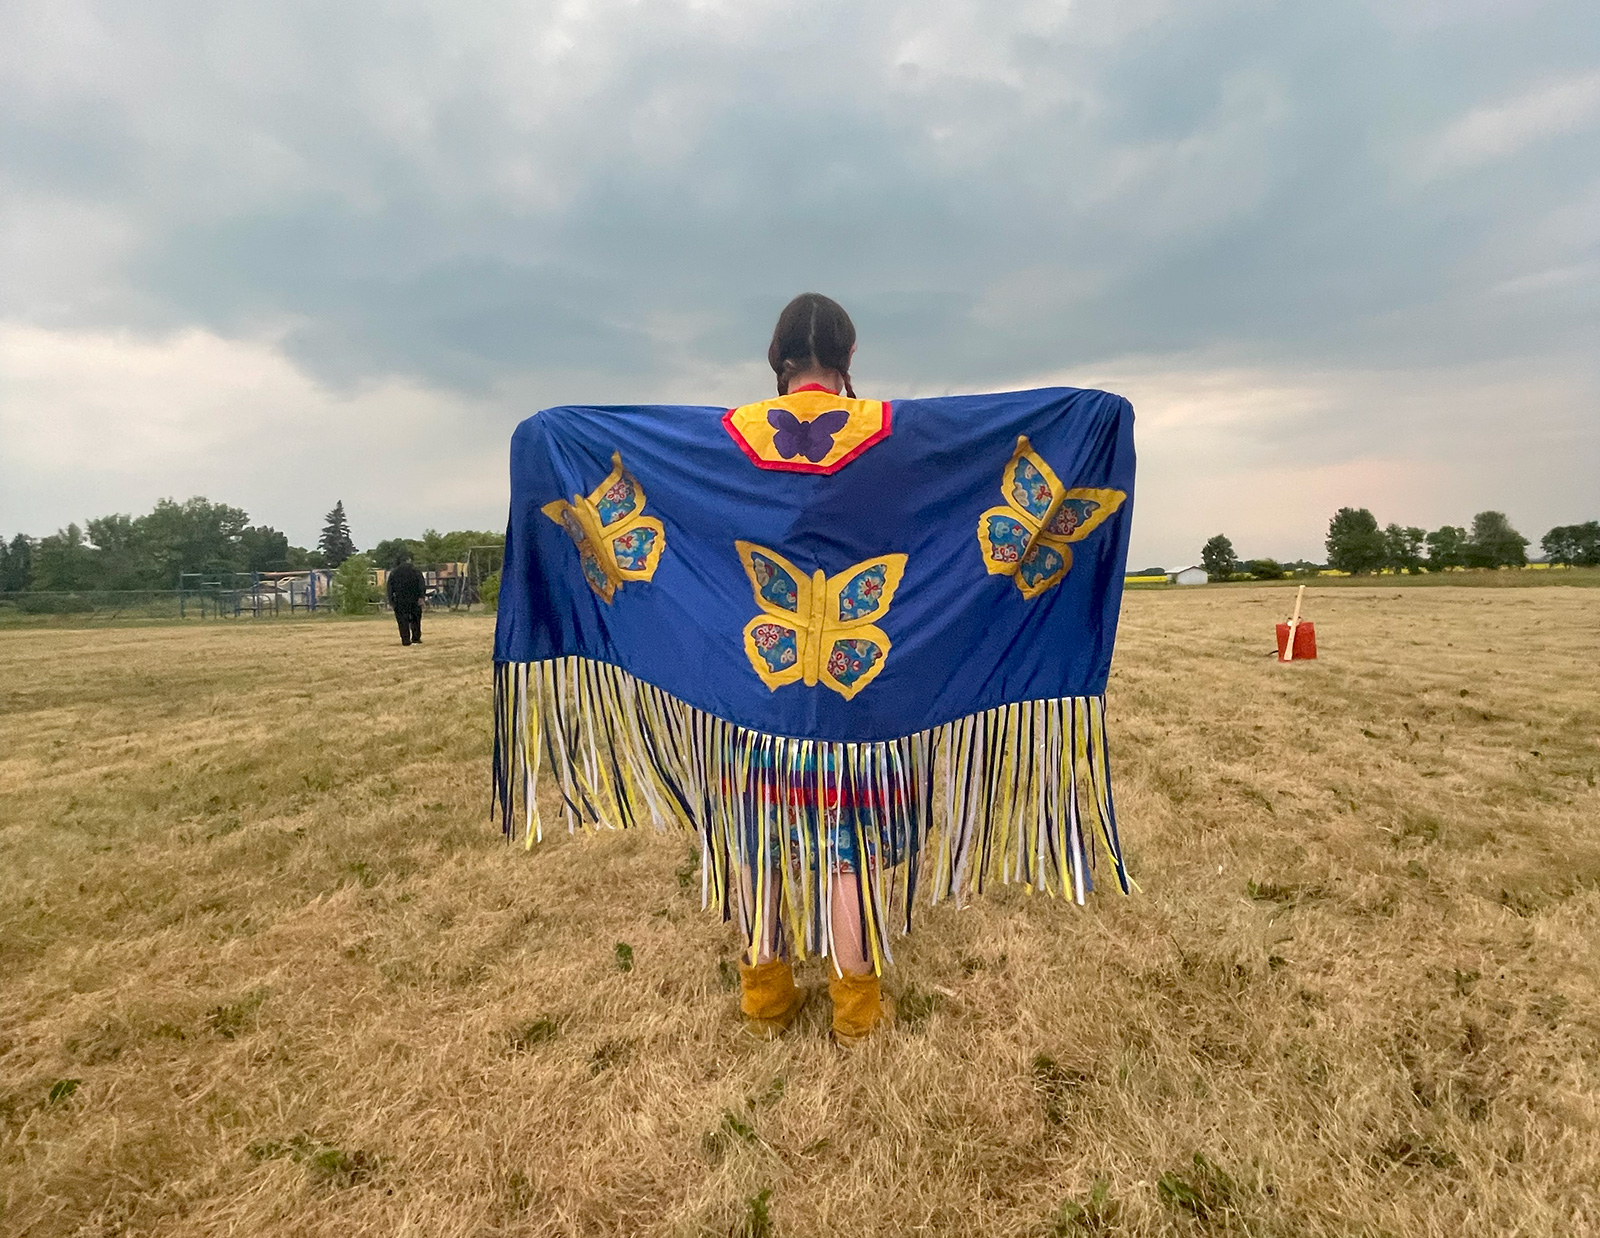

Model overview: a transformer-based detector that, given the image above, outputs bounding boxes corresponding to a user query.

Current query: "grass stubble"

[0,588,1596,1237]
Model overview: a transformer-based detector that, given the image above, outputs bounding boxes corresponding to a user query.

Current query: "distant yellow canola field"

[2,588,1598,1237]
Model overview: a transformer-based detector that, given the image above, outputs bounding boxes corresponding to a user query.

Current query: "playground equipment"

[177,569,335,617]
[388,546,504,611]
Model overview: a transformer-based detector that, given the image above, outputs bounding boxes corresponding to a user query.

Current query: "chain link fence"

[0,589,333,623]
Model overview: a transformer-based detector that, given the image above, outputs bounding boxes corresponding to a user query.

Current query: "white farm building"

[1172,565,1208,586]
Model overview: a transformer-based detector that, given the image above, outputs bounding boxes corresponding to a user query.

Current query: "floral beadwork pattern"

[750,551,800,611]
[594,471,642,526]
[984,514,1029,565]
[836,563,888,620]
[977,436,1126,600]
[1046,497,1102,537]
[541,452,666,604]
[1010,457,1054,519]
[611,525,658,572]
[1018,543,1066,590]
[734,541,907,700]
[827,637,883,688]
[580,553,611,595]
[751,621,799,672]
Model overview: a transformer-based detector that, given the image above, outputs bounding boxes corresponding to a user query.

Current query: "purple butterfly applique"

[768,407,850,463]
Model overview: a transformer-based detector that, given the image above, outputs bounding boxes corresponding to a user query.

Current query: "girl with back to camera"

[734,293,906,1046]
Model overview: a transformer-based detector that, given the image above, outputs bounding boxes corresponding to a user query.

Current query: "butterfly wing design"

[736,543,907,699]
[1041,489,1126,542]
[767,409,805,461]
[541,452,665,604]
[819,555,907,699]
[736,541,810,691]
[588,454,666,583]
[798,409,851,462]
[977,436,1127,599]
[977,437,1059,589]
[541,498,617,603]
[768,407,852,463]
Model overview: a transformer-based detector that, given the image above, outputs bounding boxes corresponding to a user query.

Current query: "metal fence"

[0,589,335,622]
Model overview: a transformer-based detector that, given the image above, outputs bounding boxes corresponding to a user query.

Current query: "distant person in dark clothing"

[387,556,426,646]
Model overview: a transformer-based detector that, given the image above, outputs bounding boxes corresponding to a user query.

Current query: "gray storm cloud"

[1,0,1596,564]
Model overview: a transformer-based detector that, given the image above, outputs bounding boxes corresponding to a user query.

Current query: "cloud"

[0,323,507,547]
[6,323,1592,569]
[1423,71,1600,176]
[1067,352,1600,564]
[1,0,1598,567]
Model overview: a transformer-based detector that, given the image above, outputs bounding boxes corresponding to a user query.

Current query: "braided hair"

[768,293,857,398]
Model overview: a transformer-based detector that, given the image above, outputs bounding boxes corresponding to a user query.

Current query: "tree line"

[1200,509,1598,581]
[0,496,504,593]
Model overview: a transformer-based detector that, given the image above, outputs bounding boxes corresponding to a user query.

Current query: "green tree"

[1465,511,1527,568]
[84,514,149,589]
[371,537,422,570]
[1245,558,1285,580]
[1326,507,1387,574]
[331,553,377,614]
[413,528,503,566]
[33,524,98,591]
[1200,535,1235,581]
[0,534,31,591]
[1575,521,1600,567]
[1541,521,1600,567]
[318,501,356,567]
[479,570,501,612]
[238,526,290,573]
[1383,524,1426,574]
[1425,525,1467,569]
[1541,525,1575,565]
[136,497,251,584]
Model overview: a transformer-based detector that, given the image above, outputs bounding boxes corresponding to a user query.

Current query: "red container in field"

[1275,621,1317,661]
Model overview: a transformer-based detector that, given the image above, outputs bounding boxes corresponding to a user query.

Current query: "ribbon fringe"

[492,657,1130,970]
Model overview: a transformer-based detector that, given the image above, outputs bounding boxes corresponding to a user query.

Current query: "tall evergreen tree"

[318,502,356,568]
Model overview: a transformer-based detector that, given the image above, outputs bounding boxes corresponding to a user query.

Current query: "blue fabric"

[494,387,1135,743]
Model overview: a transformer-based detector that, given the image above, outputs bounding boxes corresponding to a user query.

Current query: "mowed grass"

[1129,567,1600,591]
[2,590,1597,1237]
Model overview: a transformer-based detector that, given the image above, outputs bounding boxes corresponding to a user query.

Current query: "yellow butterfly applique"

[734,541,908,700]
[541,452,666,604]
[977,436,1126,599]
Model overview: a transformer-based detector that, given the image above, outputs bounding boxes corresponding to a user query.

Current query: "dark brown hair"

[768,293,856,398]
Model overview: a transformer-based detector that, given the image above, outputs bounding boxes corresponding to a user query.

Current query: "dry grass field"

[2,588,1598,1238]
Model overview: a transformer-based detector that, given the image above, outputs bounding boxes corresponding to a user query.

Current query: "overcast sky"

[2,0,1596,568]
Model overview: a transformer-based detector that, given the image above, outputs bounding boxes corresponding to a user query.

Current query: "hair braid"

[768,293,857,397]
